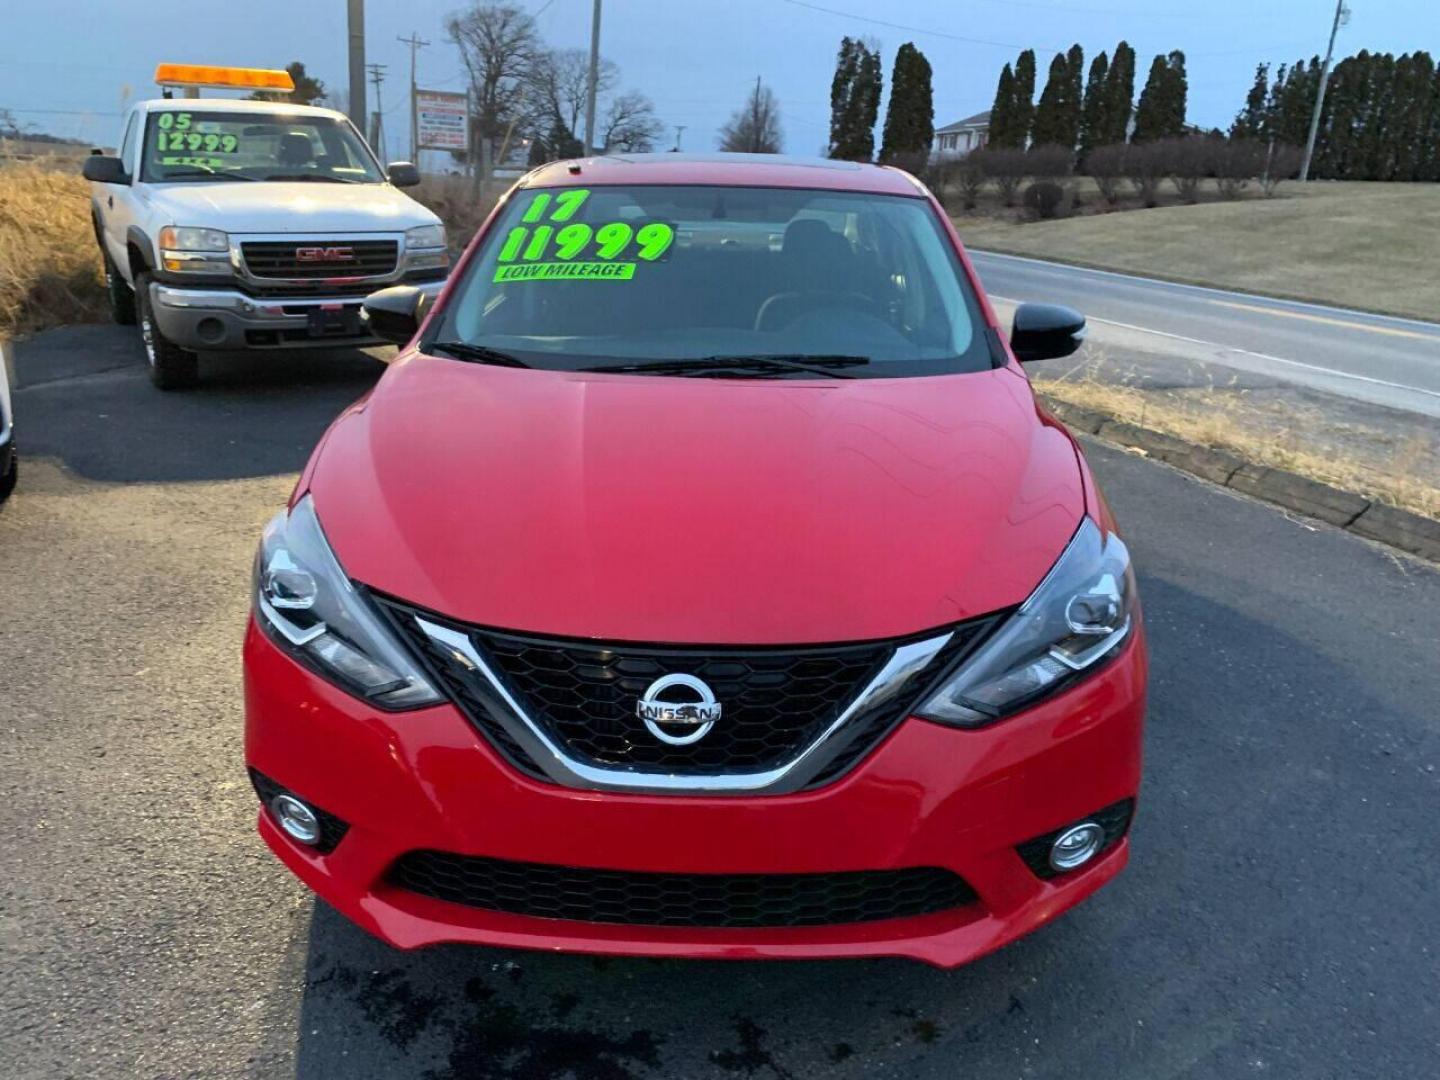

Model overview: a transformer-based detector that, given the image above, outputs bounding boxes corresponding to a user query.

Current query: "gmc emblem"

[295,246,355,263]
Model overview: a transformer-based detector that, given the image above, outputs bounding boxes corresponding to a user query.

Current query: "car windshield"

[428,184,993,378]
[140,109,384,184]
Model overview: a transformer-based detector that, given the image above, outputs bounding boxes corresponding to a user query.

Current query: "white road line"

[969,249,1440,333]
[986,294,1440,402]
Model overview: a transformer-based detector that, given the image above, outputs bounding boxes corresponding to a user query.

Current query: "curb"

[1040,396,1440,565]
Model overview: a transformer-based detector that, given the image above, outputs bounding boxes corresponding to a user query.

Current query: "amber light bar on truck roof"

[154,64,295,93]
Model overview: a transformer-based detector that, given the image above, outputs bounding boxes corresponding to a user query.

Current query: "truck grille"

[240,239,398,280]
[389,851,978,928]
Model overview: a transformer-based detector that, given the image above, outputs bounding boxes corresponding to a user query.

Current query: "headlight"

[917,518,1135,726]
[404,224,449,272]
[406,224,446,250]
[159,225,230,273]
[254,495,441,709]
[158,226,229,251]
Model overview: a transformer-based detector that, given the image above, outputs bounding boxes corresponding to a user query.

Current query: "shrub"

[1157,136,1212,203]
[1261,143,1304,196]
[1085,143,1127,206]
[1125,141,1165,208]
[975,146,1028,206]
[1025,143,1074,179]
[1215,138,1266,199]
[954,154,987,210]
[1022,180,1067,220]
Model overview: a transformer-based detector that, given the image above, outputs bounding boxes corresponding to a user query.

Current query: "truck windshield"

[429,184,994,379]
[140,110,384,184]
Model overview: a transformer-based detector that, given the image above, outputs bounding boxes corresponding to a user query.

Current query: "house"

[931,111,989,159]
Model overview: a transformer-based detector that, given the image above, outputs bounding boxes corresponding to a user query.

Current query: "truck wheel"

[104,252,137,326]
[135,273,198,390]
[0,454,15,504]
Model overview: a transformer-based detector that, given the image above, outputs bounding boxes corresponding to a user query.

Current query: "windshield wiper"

[427,341,531,368]
[584,354,868,379]
[157,170,258,182]
[266,174,361,183]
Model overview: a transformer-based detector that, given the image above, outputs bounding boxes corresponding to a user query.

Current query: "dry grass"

[953,181,1440,321]
[410,174,500,252]
[1038,369,1440,520]
[0,161,106,336]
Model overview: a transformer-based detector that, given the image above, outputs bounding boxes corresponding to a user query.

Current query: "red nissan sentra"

[244,154,1146,968]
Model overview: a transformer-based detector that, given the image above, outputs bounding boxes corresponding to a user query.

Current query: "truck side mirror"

[1010,303,1087,363]
[387,162,421,188]
[82,155,129,185]
[363,286,430,344]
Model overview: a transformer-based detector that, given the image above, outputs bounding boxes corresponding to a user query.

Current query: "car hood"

[141,181,437,233]
[310,358,1085,644]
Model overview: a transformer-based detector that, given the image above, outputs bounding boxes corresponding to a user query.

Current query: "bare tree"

[527,47,619,143]
[601,91,664,152]
[718,80,782,153]
[446,3,539,160]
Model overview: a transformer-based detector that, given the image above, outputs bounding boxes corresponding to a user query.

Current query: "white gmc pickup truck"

[85,96,448,389]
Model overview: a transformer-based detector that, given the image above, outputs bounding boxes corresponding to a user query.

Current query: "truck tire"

[135,273,198,390]
[0,453,15,504]
[104,251,137,326]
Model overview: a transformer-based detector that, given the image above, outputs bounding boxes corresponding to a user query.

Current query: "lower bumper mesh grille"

[389,850,978,928]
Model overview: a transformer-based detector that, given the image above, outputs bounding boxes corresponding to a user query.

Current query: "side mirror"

[362,285,431,344]
[387,161,421,188]
[1010,302,1087,363]
[82,155,129,185]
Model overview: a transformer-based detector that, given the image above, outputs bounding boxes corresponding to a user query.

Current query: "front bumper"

[148,280,446,351]
[243,619,1147,968]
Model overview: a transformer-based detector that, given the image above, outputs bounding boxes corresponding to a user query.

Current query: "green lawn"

[952,181,1440,321]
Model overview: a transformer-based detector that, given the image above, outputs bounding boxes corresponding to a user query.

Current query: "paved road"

[970,250,1440,418]
[3,328,1439,1079]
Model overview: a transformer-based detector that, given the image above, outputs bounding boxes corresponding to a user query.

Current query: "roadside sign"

[415,89,468,152]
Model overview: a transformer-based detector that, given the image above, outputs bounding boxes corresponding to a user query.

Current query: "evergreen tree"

[879,42,935,162]
[1133,51,1186,141]
[989,63,1018,147]
[1232,63,1270,139]
[1079,50,1110,159]
[1032,52,1070,146]
[1013,50,1038,146]
[828,37,882,160]
[1104,41,1136,143]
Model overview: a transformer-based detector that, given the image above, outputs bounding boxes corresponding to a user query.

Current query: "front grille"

[376,596,1004,790]
[240,239,398,280]
[389,850,978,928]
[473,629,891,774]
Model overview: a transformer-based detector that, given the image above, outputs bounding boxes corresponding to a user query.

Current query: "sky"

[3,0,1438,160]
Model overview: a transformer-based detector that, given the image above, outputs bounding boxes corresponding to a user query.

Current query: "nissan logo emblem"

[635,673,722,746]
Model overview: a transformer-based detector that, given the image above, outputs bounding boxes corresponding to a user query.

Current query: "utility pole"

[1299,0,1349,182]
[398,31,430,163]
[751,75,761,153]
[582,0,602,155]
[367,63,388,160]
[673,125,686,152]
[347,0,366,133]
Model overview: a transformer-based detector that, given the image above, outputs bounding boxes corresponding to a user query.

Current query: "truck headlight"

[404,224,449,270]
[158,225,230,273]
[254,495,441,709]
[916,518,1135,726]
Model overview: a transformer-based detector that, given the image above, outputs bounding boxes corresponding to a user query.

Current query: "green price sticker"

[495,190,675,283]
[157,129,239,153]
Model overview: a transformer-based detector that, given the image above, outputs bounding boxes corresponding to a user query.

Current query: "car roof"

[136,97,346,122]
[519,153,926,196]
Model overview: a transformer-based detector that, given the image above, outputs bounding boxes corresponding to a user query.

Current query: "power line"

[778,0,1062,55]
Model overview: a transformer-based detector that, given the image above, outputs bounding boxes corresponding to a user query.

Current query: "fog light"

[271,793,321,845]
[1049,822,1105,871]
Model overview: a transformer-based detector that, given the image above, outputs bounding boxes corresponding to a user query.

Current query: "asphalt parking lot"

[3,328,1438,1079]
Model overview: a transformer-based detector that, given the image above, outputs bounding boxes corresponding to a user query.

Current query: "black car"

[0,342,15,502]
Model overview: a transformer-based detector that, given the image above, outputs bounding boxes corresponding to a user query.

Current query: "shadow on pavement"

[280,571,1440,1079]
[12,323,385,483]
